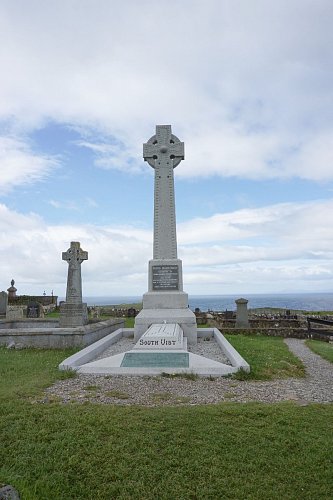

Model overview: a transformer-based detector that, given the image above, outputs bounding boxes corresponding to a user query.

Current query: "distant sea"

[74,293,333,312]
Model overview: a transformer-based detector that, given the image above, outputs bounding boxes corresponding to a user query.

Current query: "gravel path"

[42,339,333,406]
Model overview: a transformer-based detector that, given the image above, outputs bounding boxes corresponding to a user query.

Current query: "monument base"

[59,302,88,327]
[134,308,197,345]
[143,291,189,309]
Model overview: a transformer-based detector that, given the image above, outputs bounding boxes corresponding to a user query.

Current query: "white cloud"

[178,200,333,247]
[0,198,332,296]
[75,140,143,174]
[0,136,59,193]
[0,1,332,182]
[49,200,79,211]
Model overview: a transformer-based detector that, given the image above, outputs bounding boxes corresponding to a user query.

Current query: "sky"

[0,0,333,298]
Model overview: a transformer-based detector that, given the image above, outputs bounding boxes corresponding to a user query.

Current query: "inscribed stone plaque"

[121,352,189,368]
[134,323,184,350]
[152,265,179,290]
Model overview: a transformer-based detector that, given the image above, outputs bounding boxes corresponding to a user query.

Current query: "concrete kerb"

[200,328,250,372]
[59,327,250,376]
[59,328,131,369]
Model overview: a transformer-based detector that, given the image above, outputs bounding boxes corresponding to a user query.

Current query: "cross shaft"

[143,125,184,260]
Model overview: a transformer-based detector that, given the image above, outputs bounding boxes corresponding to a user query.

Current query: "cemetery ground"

[306,339,333,363]
[1,335,332,499]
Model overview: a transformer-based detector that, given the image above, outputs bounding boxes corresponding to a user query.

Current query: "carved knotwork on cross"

[62,242,88,268]
[143,125,184,168]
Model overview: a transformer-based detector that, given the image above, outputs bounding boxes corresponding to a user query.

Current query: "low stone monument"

[60,241,88,327]
[0,291,8,315]
[6,305,24,320]
[134,125,197,344]
[235,298,250,328]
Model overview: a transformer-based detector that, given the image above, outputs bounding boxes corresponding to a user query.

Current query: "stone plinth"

[235,298,249,328]
[59,302,88,327]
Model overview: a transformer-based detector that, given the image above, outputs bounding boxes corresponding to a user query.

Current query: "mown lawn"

[0,345,332,499]
[305,339,333,363]
[225,333,305,380]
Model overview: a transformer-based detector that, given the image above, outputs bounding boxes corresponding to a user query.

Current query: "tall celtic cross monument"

[134,125,197,344]
[60,241,88,327]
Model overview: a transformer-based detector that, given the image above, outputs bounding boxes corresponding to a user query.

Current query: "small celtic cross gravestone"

[60,241,88,327]
[62,241,88,304]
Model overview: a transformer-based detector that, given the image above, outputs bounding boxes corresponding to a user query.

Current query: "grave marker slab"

[121,352,189,368]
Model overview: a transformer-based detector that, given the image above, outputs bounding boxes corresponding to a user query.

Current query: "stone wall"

[9,295,58,306]
[221,327,308,338]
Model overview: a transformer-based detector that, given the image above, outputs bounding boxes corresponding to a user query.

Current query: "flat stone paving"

[42,339,333,406]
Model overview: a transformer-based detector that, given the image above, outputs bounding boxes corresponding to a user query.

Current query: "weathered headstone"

[27,302,42,318]
[6,306,23,320]
[235,298,250,328]
[60,241,88,327]
[134,125,197,344]
[0,291,8,315]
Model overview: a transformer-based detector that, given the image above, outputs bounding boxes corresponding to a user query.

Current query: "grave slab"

[133,323,185,350]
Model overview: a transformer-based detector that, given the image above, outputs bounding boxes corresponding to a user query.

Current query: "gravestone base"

[134,308,197,345]
[143,291,189,309]
[59,302,88,327]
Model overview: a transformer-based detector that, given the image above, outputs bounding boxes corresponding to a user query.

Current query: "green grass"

[124,317,135,328]
[0,347,77,400]
[0,347,332,499]
[45,310,60,318]
[225,334,305,380]
[305,340,333,363]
